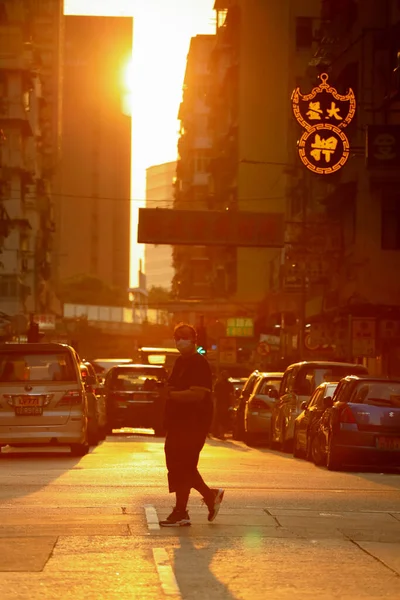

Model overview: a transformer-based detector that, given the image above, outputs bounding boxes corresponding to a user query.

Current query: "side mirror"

[85,375,97,386]
[301,400,308,410]
[323,396,333,409]
[268,388,279,399]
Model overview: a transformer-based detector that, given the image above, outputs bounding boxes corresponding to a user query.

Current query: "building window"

[0,276,18,298]
[382,197,400,250]
[295,17,313,50]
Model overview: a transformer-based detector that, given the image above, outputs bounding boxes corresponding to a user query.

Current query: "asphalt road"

[0,432,399,599]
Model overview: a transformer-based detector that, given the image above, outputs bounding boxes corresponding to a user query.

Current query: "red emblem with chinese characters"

[291,73,356,175]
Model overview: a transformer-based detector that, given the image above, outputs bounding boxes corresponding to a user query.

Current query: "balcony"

[0,27,34,71]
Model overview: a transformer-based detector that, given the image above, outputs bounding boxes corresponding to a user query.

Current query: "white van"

[0,343,89,456]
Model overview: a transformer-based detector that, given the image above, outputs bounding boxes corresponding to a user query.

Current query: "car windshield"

[0,352,77,382]
[351,382,400,407]
[297,365,367,395]
[112,368,166,391]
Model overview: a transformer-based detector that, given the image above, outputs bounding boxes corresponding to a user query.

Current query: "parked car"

[90,358,134,383]
[243,372,283,446]
[0,343,89,456]
[80,362,107,444]
[270,361,368,452]
[232,370,262,440]
[293,382,338,460]
[224,377,247,433]
[311,375,400,470]
[104,364,168,435]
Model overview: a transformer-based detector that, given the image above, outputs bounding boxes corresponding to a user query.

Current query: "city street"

[0,434,399,599]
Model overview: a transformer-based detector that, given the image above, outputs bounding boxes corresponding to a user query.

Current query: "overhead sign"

[137,209,284,247]
[226,318,254,337]
[292,73,356,175]
[366,125,400,169]
[219,337,237,364]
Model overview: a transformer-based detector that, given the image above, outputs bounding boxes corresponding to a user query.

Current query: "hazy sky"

[65,0,215,285]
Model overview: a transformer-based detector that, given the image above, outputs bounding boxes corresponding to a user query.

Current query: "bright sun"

[64,0,215,286]
[123,58,134,94]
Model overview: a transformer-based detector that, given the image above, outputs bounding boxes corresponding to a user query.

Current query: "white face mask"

[176,339,195,355]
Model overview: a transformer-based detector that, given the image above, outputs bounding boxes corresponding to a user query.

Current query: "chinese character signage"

[292,73,356,175]
[226,318,254,337]
[366,125,400,168]
[138,209,284,247]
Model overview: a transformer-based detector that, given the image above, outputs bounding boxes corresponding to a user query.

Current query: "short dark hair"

[173,322,197,341]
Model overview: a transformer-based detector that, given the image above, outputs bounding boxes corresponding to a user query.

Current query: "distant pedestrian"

[159,322,224,527]
[213,370,234,440]
[27,314,39,343]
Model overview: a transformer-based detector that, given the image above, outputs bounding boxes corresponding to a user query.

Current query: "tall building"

[56,16,132,292]
[296,0,400,372]
[0,0,63,319]
[173,34,216,299]
[145,161,175,290]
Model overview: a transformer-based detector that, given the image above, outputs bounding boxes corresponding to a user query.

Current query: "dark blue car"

[312,375,400,470]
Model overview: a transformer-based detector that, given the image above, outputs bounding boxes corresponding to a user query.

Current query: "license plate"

[15,395,43,407]
[376,436,400,451]
[15,406,43,416]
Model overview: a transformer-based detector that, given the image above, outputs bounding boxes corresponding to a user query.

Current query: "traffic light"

[196,325,208,355]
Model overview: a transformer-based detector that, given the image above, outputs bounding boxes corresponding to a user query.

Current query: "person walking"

[213,370,234,440]
[159,322,224,527]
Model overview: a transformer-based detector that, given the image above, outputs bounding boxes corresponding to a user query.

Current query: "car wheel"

[70,433,89,457]
[281,423,293,453]
[244,430,256,447]
[327,436,342,471]
[269,420,278,449]
[293,427,302,458]
[88,424,99,446]
[311,435,325,466]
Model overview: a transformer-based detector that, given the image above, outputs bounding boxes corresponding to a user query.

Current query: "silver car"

[243,373,283,446]
[0,343,89,456]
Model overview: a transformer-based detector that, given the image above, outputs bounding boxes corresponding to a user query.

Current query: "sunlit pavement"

[0,432,399,599]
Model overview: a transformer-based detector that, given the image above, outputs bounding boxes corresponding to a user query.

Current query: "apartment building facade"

[295,0,400,373]
[173,34,216,300]
[0,0,63,320]
[145,161,176,290]
[57,16,132,292]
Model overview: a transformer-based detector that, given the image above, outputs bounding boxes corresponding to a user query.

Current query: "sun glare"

[123,58,134,94]
[64,0,215,287]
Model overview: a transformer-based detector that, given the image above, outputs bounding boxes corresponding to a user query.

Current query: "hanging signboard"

[291,73,356,175]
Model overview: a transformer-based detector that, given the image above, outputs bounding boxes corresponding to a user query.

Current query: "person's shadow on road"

[172,536,237,600]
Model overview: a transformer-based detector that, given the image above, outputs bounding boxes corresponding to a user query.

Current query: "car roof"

[0,343,73,353]
[258,372,284,378]
[286,361,367,369]
[315,381,339,389]
[341,375,400,383]
[110,364,166,370]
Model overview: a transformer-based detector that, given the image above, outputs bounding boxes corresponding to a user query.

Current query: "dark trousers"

[164,430,212,510]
